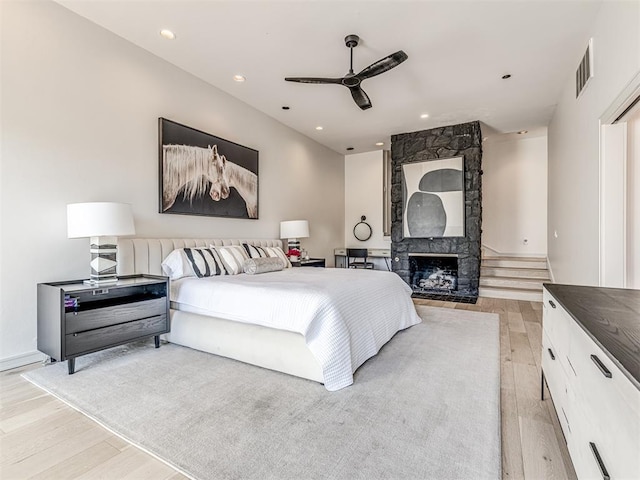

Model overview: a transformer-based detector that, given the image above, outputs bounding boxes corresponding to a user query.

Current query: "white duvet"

[170,268,421,391]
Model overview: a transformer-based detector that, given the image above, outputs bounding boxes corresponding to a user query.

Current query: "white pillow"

[213,245,249,275]
[161,249,194,280]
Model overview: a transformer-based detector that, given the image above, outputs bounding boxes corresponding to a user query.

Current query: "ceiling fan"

[285,34,408,111]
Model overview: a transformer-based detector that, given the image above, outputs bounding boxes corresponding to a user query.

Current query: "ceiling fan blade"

[355,50,408,81]
[349,86,372,110]
[284,77,343,84]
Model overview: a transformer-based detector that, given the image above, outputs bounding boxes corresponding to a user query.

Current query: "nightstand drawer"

[66,314,167,356]
[66,298,166,333]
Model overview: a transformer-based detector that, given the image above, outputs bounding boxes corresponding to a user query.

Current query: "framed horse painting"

[158,118,259,219]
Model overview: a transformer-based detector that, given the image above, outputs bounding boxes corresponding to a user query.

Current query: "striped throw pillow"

[242,243,269,259]
[183,247,227,278]
[242,244,292,268]
[264,246,292,268]
[214,245,249,275]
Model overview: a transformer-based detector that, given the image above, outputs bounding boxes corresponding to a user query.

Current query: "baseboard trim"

[547,259,556,283]
[0,351,46,372]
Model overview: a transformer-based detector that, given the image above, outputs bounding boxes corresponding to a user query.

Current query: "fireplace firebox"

[409,253,459,294]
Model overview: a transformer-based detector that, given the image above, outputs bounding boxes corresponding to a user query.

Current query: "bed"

[117,238,421,391]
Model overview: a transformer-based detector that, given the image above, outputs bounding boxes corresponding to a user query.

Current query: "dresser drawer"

[66,314,167,356]
[542,292,574,379]
[567,319,640,479]
[542,331,575,441]
[66,298,166,333]
[542,332,566,401]
[569,433,614,480]
[542,290,571,352]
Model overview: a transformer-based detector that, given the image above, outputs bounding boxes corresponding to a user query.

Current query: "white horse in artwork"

[161,145,227,211]
[162,144,258,218]
[209,148,258,219]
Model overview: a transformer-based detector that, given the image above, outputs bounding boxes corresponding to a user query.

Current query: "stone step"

[480,276,545,290]
[481,256,547,269]
[481,266,550,280]
[479,286,543,302]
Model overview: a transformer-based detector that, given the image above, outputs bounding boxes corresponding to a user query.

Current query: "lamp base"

[287,238,301,253]
[88,236,119,284]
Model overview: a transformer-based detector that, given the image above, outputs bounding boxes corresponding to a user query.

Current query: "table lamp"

[67,202,136,284]
[280,220,309,261]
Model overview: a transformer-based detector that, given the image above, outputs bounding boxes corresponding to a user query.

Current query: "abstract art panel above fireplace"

[402,156,464,238]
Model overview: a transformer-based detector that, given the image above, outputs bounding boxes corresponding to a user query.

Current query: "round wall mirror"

[353,216,372,241]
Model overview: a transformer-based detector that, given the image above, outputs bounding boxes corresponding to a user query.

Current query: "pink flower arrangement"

[286,248,301,258]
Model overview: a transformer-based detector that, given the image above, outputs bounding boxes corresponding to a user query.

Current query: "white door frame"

[599,71,640,287]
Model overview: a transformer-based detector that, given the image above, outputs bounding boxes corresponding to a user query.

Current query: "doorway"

[599,75,640,288]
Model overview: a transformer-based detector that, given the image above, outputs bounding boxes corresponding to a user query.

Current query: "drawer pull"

[548,300,556,309]
[561,408,570,433]
[589,442,610,480]
[547,348,555,360]
[590,355,612,378]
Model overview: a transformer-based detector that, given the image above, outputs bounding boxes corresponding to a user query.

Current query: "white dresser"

[542,284,640,480]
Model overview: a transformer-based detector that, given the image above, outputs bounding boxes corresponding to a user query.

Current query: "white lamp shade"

[280,220,309,239]
[67,202,136,238]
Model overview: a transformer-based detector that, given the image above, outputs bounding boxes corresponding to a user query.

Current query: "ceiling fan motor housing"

[345,34,360,48]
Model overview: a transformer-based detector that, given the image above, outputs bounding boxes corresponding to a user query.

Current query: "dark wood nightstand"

[37,275,169,374]
[291,258,326,267]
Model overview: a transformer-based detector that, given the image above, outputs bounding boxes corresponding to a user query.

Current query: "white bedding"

[170,268,421,391]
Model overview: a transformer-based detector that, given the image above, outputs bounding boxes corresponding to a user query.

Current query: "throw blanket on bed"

[170,268,421,391]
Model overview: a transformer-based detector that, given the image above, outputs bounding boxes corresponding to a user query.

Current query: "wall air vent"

[576,38,594,99]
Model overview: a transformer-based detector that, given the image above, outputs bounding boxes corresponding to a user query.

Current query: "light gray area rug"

[23,306,500,480]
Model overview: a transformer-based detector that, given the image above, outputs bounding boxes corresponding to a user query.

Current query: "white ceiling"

[56,0,602,154]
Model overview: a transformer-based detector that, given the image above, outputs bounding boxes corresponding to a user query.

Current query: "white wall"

[344,150,390,269]
[0,1,345,366]
[547,0,640,285]
[482,132,548,257]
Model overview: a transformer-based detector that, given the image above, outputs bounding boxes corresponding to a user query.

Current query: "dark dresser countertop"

[544,283,640,390]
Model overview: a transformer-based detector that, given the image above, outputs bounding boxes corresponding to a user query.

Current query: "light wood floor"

[1,298,576,480]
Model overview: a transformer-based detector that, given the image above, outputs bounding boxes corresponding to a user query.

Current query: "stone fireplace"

[390,121,482,302]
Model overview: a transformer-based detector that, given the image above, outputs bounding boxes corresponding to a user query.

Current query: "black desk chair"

[347,248,374,269]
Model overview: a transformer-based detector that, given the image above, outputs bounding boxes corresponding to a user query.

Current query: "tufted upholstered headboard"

[117,238,283,276]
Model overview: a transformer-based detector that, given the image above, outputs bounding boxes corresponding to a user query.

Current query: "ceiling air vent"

[576,39,594,99]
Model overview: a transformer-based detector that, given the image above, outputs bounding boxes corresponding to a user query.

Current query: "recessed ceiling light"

[160,29,175,40]
[517,130,528,134]
[282,106,290,110]
[375,142,384,146]
[315,126,323,131]
[233,75,246,82]
[346,147,354,151]
[420,113,429,119]
[502,74,512,79]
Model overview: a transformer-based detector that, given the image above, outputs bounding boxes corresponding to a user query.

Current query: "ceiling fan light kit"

[285,34,408,110]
